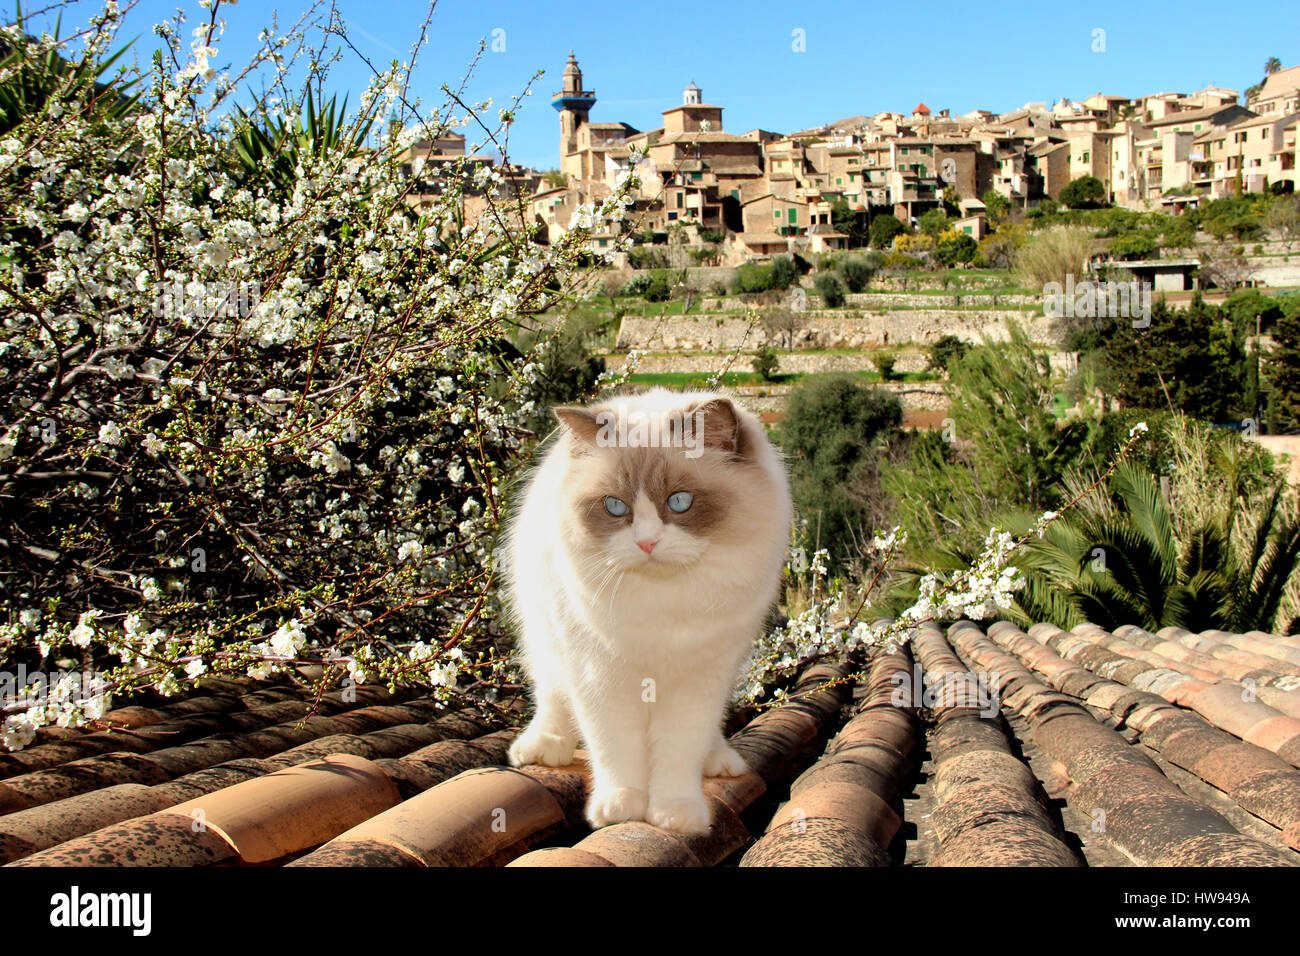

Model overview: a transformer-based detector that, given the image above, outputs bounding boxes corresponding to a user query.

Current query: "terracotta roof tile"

[294,764,571,867]
[933,820,1081,866]
[1152,832,1298,866]
[0,784,176,864]
[930,782,1060,844]
[742,817,893,867]
[560,822,705,867]
[506,847,616,867]
[954,620,1295,866]
[1244,715,1300,755]
[9,811,240,867]
[1187,683,1287,742]
[159,753,401,863]
[9,619,1300,868]
[741,650,917,867]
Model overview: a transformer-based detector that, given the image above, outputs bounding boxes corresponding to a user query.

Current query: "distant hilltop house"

[394,54,1300,261]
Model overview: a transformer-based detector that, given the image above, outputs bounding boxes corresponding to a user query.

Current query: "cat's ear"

[692,397,746,456]
[554,405,603,445]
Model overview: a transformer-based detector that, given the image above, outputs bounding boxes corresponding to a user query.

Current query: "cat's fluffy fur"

[503,388,792,834]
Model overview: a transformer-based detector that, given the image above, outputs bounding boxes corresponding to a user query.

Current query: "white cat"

[504,388,792,834]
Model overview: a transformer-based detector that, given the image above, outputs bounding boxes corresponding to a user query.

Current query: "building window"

[773,210,780,218]
[731,189,739,200]
[836,177,842,184]
[676,193,683,208]
[598,239,608,247]
[668,211,678,220]
[788,208,797,223]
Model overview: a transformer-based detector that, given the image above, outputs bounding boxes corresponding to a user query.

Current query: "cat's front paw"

[586,786,648,828]
[647,793,712,835]
[703,740,748,777]
[508,727,576,768]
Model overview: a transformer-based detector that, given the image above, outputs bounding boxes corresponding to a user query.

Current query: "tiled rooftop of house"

[4,620,1300,867]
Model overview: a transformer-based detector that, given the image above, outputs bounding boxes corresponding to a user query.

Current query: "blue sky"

[29,0,1300,169]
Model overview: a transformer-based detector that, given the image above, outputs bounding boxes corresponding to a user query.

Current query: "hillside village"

[389,55,1300,462]
[398,54,1300,263]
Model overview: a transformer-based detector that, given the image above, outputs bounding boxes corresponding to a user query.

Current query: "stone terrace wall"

[609,350,932,374]
[734,381,949,414]
[609,347,1077,378]
[697,292,1041,311]
[616,310,1065,351]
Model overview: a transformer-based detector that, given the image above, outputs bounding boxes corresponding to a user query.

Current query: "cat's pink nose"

[636,539,657,555]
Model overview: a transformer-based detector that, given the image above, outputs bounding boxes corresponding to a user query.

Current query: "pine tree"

[1270,304,1300,431]
[1100,297,1243,423]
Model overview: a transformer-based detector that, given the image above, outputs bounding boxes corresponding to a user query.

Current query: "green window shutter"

[787,208,797,223]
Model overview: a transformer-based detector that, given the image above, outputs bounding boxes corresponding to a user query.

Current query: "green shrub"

[837,255,876,292]
[627,269,671,301]
[814,272,845,307]
[627,245,669,270]
[1109,232,1158,259]
[873,352,897,380]
[918,208,951,237]
[870,214,905,249]
[882,251,923,271]
[733,262,775,294]
[928,334,969,372]
[1059,175,1108,209]
[770,254,799,290]
[934,233,977,266]
[752,345,780,381]
[778,375,902,567]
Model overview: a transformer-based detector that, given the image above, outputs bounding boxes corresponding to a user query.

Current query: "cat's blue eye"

[604,496,629,517]
[666,491,693,513]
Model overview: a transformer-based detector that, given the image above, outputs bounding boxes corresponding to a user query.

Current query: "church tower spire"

[553,52,596,175]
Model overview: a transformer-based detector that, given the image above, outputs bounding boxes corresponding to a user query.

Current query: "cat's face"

[553,394,762,573]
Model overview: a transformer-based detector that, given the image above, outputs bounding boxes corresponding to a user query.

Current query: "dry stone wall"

[616,310,1065,351]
